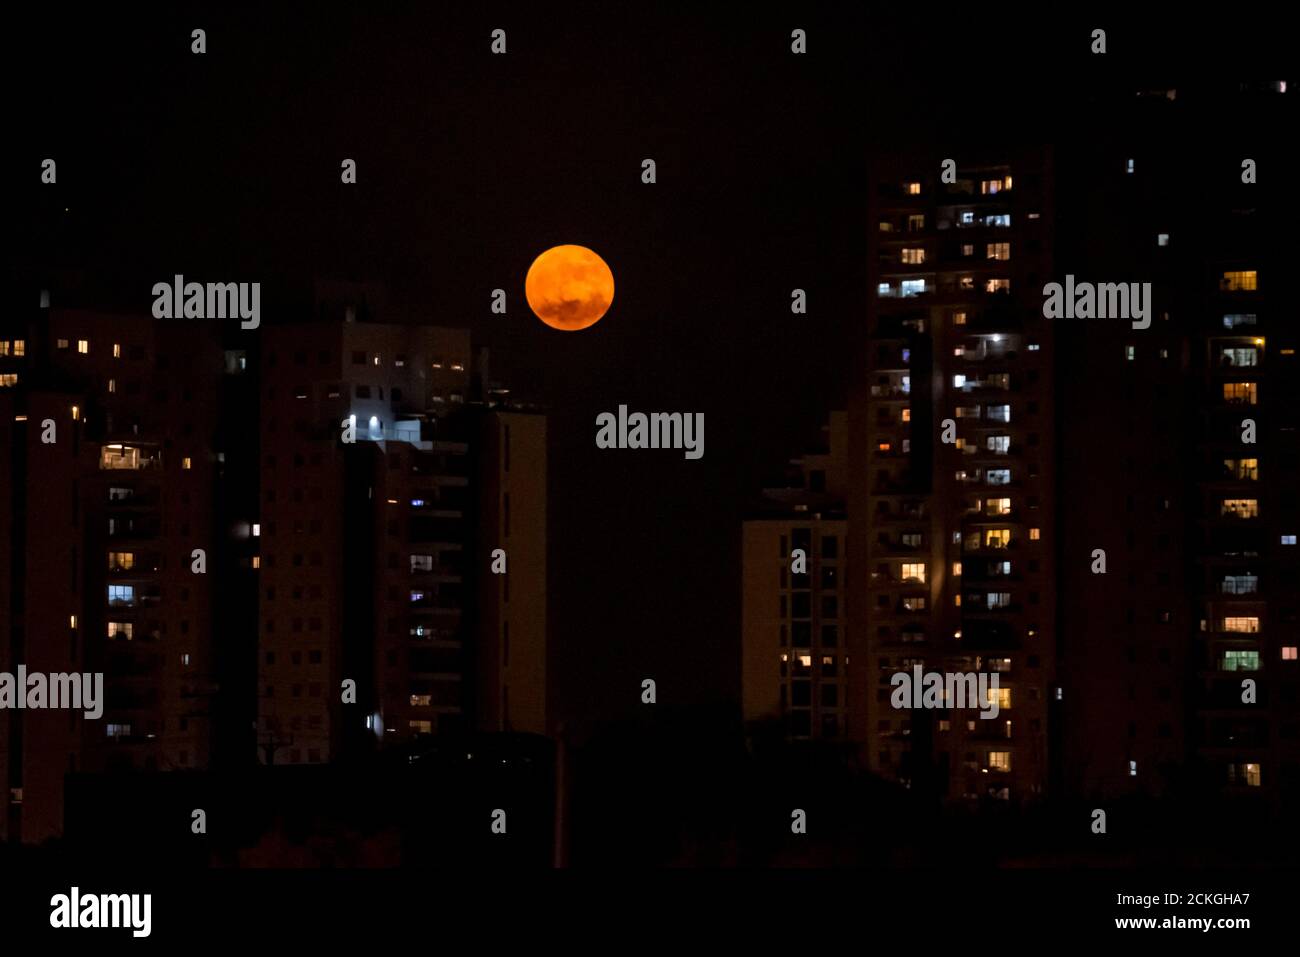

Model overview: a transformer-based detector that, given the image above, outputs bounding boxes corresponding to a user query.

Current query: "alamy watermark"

[0,667,103,719]
[151,275,260,329]
[890,666,1001,719]
[595,405,704,460]
[50,887,151,937]
[1042,275,1151,329]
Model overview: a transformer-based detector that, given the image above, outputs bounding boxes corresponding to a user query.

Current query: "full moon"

[525,245,614,331]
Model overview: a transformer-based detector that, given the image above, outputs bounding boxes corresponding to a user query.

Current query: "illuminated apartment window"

[1282,535,1297,545]
[8,340,22,356]
[962,244,974,257]
[879,221,894,232]
[986,497,1012,516]
[1222,617,1260,634]
[986,469,1010,485]
[108,551,134,571]
[986,435,1010,454]
[71,405,79,420]
[252,523,261,537]
[1220,270,1258,292]
[1125,159,1135,174]
[1223,382,1257,405]
[1125,346,1135,361]
[107,622,133,640]
[904,181,921,195]
[0,374,17,387]
[901,408,911,423]
[987,242,1010,261]
[1227,763,1261,787]
[987,592,1011,610]
[0,341,7,356]
[902,596,927,611]
[100,445,141,470]
[1221,498,1258,519]
[57,338,69,350]
[410,554,434,572]
[113,343,121,358]
[1157,233,1169,246]
[901,279,926,298]
[990,687,1011,709]
[901,248,926,265]
[409,720,433,734]
[373,354,381,366]
[1283,647,1298,661]
[980,178,1005,195]
[409,695,433,707]
[107,585,135,606]
[988,751,1011,772]
[952,561,962,577]
[1224,458,1259,481]
[986,404,1010,423]
[1223,314,1257,329]
[907,214,925,231]
[1221,650,1260,671]
[77,339,89,354]
[182,456,193,470]
[106,724,132,740]
[1029,527,1041,541]
[985,278,1011,294]
[901,562,926,584]
[960,211,974,225]
[1226,346,1262,369]
[251,556,261,569]
[984,529,1011,549]
[108,378,117,393]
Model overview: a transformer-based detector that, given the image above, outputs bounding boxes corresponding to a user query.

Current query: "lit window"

[1028,343,1040,351]
[960,211,974,225]
[986,435,1010,454]
[0,342,7,356]
[113,343,121,358]
[108,551,134,570]
[1220,271,1258,292]
[182,456,193,470]
[1157,234,1169,246]
[1125,346,1135,361]
[986,497,1012,516]
[952,561,962,577]
[988,751,1011,771]
[1282,535,1297,545]
[71,405,79,420]
[901,408,911,423]
[986,469,1011,485]
[0,374,17,387]
[251,556,261,569]
[1221,650,1260,671]
[900,279,926,298]
[962,244,974,257]
[1222,617,1260,634]
[11,340,23,356]
[107,622,133,640]
[252,523,261,537]
[1283,648,1298,661]
[1223,314,1257,329]
[990,687,1011,709]
[1222,382,1257,405]
[901,248,926,265]
[106,724,132,739]
[1220,498,1258,519]
[985,278,1011,294]
[904,182,921,195]
[107,584,135,606]
[984,529,1011,549]
[108,378,117,393]
[1029,527,1041,541]
[986,242,1010,261]
[57,338,69,350]
[77,339,89,354]
[1125,159,1135,174]
[953,312,967,326]
[182,654,192,666]
[987,592,1012,610]
[907,214,925,231]
[901,562,926,584]
[1129,760,1138,777]
[373,354,381,366]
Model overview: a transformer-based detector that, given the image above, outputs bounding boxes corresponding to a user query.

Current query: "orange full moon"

[525,245,614,331]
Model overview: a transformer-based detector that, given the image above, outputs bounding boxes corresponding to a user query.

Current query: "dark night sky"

[10,6,1289,732]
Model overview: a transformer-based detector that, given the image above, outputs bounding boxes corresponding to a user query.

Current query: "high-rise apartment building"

[1,304,231,842]
[741,413,848,740]
[256,314,547,766]
[849,151,1058,804]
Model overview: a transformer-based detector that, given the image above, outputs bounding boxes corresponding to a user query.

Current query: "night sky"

[11,6,1285,732]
